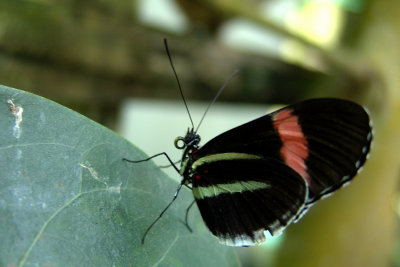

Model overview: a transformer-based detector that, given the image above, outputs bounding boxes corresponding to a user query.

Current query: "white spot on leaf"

[7,99,23,138]
[80,163,106,185]
[80,163,121,195]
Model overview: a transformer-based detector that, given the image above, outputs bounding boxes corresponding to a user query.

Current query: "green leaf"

[0,85,239,267]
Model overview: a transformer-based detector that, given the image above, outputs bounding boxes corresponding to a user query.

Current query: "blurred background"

[1,0,399,266]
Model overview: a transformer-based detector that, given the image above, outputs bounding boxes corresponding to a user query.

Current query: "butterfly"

[172,98,372,246]
[124,39,373,247]
[126,98,372,247]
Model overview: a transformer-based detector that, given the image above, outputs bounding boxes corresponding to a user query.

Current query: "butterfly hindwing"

[191,158,307,246]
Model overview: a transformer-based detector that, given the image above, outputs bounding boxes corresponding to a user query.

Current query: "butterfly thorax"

[175,128,201,185]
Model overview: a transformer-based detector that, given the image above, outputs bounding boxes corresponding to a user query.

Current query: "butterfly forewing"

[291,99,372,202]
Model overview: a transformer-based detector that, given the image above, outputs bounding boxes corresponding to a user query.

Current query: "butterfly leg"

[123,152,180,174]
[184,200,196,233]
[159,160,181,169]
[141,183,185,244]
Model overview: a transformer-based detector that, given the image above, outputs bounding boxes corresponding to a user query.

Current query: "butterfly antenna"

[164,38,195,129]
[195,69,240,133]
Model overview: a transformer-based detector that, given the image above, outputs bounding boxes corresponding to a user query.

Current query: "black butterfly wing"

[191,158,307,246]
[192,98,372,204]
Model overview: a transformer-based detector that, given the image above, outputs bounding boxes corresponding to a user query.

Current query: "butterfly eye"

[174,137,186,149]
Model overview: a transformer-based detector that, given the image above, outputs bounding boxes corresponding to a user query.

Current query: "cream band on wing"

[192,153,262,170]
[193,181,270,199]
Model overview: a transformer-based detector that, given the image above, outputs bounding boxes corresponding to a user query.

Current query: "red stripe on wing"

[273,109,310,184]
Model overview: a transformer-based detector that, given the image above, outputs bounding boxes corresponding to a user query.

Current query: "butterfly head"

[174,128,201,152]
